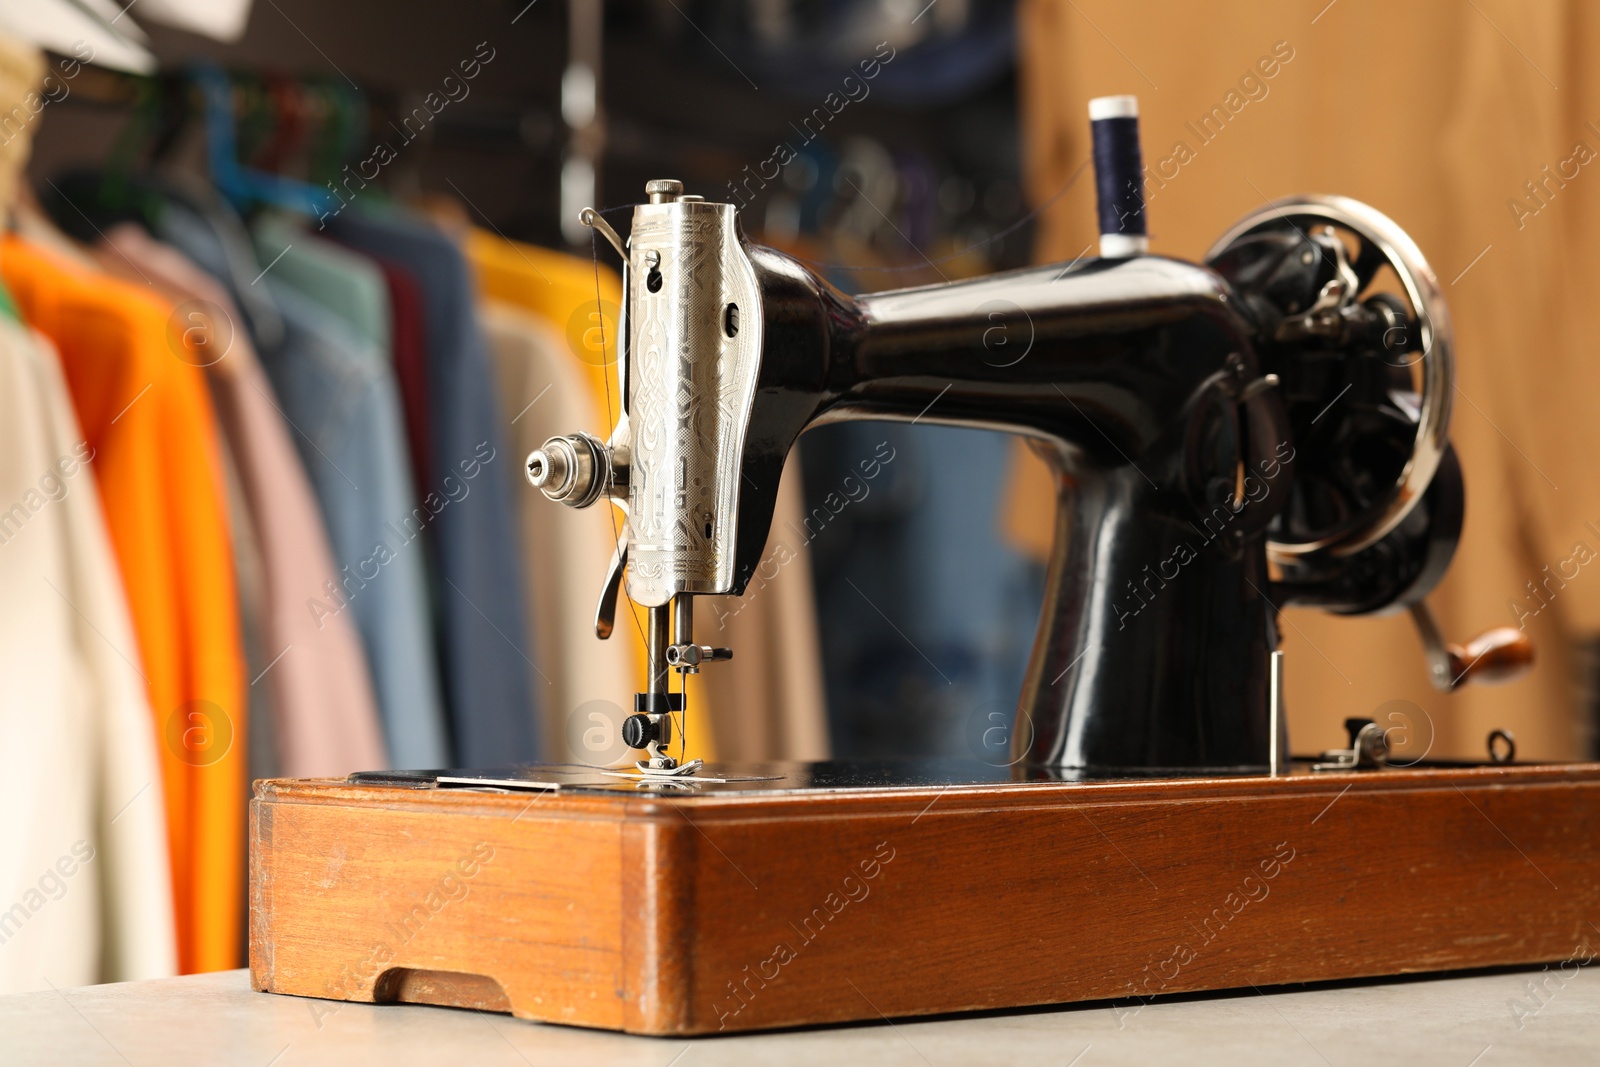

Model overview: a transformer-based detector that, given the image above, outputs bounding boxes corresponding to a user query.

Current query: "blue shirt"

[258,280,454,768]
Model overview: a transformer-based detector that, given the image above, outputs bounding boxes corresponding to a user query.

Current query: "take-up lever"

[1409,601,1534,691]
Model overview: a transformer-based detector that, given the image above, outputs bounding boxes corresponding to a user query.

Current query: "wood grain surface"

[250,763,1600,1034]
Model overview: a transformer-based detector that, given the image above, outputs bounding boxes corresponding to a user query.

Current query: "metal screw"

[646,179,684,204]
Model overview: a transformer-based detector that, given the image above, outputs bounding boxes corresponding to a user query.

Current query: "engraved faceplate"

[625,200,762,607]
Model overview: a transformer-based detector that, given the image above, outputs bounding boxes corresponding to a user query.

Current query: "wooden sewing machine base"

[249,760,1600,1034]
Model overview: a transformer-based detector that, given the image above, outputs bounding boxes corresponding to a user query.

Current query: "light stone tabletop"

[2,965,1595,1066]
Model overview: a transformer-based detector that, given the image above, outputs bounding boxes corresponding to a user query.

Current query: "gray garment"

[255,280,452,768]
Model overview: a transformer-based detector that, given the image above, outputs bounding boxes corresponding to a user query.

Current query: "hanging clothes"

[326,210,540,766]
[0,316,176,993]
[144,176,286,353]
[1,235,246,974]
[77,200,284,792]
[134,182,450,770]
[466,227,625,417]
[197,367,272,968]
[97,223,389,779]
[211,400,280,784]
[258,223,436,506]
[251,214,391,353]
[258,275,452,769]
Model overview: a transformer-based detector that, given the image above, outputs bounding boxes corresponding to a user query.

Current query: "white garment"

[134,0,254,43]
[0,0,156,75]
[0,318,175,993]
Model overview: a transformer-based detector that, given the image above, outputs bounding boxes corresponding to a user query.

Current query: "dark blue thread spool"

[1089,95,1147,256]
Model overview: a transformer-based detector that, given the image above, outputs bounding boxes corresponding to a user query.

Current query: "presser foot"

[623,691,684,770]
[635,754,704,777]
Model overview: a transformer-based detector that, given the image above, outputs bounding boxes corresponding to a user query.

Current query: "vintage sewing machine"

[251,98,1599,1033]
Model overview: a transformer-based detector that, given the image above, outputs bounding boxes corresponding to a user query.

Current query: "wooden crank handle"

[1411,603,1535,691]
[1445,627,1534,688]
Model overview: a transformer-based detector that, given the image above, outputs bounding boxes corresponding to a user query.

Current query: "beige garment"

[481,300,829,762]
[1012,0,1600,759]
[0,318,176,992]
[93,224,389,777]
[694,457,832,761]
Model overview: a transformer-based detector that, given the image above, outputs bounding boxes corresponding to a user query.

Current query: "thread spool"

[1088,95,1148,257]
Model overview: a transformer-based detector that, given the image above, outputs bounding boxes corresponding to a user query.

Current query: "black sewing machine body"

[743,248,1288,772]
[530,174,1504,777]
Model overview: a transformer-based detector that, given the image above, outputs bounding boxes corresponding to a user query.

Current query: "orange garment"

[1,235,246,972]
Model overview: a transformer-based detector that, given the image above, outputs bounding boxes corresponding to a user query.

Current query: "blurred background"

[2,0,1595,995]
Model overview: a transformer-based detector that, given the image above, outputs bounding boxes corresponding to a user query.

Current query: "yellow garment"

[468,228,627,424]
[1012,0,1598,759]
[2,236,246,971]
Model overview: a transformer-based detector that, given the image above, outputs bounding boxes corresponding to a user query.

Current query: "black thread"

[1091,116,1145,238]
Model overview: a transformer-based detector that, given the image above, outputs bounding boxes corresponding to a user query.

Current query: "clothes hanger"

[234,71,275,169]
[90,71,172,227]
[254,74,309,177]
[323,80,368,189]
[192,60,337,218]
[303,81,341,189]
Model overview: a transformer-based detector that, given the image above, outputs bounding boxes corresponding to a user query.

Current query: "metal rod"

[1269,649,1285,776]
[672,595,693,648]
[560,0,605,245]
[1408,600,1455,691]
[647,605,671,701]
[579,207,626,259]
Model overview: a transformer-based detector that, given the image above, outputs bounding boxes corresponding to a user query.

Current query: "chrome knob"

[645,179,684,203]
[526,432,609,509]
[525,445,567,491]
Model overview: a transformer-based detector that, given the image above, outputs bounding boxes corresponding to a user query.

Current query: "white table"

[3,966,1594,1065]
